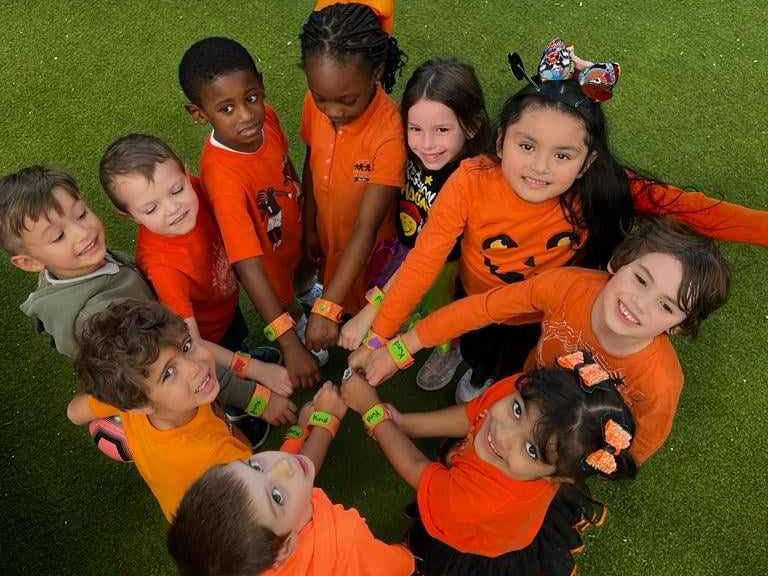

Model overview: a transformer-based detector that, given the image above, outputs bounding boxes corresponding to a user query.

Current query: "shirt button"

[326,159,331,164]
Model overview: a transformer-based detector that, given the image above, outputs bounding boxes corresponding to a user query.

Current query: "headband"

[314,0,395,35]
[508,37,620,106]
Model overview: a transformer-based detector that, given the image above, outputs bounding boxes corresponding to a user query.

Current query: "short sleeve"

[202,166,265,264]
[369,136,406,188]
[214,367,257,413]
[145,264,194,319]
[87,395,121,419]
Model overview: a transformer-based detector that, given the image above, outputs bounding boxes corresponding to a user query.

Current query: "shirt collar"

[44,253,120,285]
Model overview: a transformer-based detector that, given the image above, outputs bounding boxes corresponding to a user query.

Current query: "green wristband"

[285,425,306,439]
[245,385,271,418]
[363,403,391,436]
[387,337,414,369]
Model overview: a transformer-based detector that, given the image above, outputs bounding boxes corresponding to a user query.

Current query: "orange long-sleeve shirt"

[373,156,767,338]
[415,267,681,465]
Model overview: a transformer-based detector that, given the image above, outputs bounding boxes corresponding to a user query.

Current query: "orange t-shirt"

[418,376,557,557]
[136,178,239,343]
[313,0,394,34]
[301,86,405,312]
[373,156,768,337]
[200,105,302,308]
[415,267,682,465]
[87,396,251,521]
[263,488,414,576]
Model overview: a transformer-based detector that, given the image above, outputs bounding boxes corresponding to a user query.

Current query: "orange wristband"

[281,425,308,453]
[246,384,271,418]
[308,410,341,438]
[312,298,344,323]
[264,312,295,342]
[230,352,250,378]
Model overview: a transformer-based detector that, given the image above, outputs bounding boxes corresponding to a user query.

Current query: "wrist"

[308,410,341,438]
[311,298,344,323]
[362,403,393,437]
[387,336,415,370]
[245,384,272,418]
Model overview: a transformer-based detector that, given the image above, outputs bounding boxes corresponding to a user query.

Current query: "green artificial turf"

[1,1,766,574]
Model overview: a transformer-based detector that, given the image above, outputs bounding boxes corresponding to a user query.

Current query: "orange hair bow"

[585,419,632,475]
[556,351,611,389]
[314,0,395,35]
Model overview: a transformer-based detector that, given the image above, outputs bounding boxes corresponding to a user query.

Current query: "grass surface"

[1,1,766,574]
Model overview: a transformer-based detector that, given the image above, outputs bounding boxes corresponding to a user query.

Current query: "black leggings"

[459,322,541,388]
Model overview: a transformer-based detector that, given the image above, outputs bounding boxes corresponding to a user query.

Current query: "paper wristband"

[280,425,308,453]
[308,410,340,438]
[363,329,387,350]
[365,286,385,309]
[245,384,272,418]
[312,298,344,323]
[363,403,392,436]
[263,312,296,342]
[387,337,414,369]
[230,352,251,378]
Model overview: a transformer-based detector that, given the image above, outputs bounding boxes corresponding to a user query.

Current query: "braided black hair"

[178,37,262,105]
[299,3,407,93]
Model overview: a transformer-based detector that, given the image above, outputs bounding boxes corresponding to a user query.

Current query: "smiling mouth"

[194,372,214,394]
[487,426,505,461]
[240,124,262,137]
[618,299,641,326]
[77,238,99,257]
[523,176,549,187]
[169,210,189,226]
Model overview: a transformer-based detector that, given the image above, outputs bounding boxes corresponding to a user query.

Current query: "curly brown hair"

[609,216,731,337]
[74,299,189,410]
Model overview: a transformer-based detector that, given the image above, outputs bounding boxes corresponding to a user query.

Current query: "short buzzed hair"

[0,165,81,255]
[99,134,185,211]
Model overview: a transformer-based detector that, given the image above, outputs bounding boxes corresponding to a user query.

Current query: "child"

[299,1,408,352]
[98,134,291,398]
[66,299,297,520]
[358,38,767,402]
[341,354,636,576]
[0,165,154,358]
[167,382,415,576]
[339,57,492,392]
[357,217,730,464]
[179,37,320,389]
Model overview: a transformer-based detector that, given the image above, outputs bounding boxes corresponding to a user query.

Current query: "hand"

[312,381,348,420]
[248,360,293,396]
[304,227,323,266]
[348,345,373,372]
[338,305,378,350]
[283,339,321,388]
[363,345,399,387]
[298,401,315,428]
[340,370,380,414]
[381,403,403,427]
[305,313,339,352]
[262,393,297,426]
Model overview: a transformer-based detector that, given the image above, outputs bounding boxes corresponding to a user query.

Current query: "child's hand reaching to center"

[340,368,381,415]
[313,381,348,420]
[262,394,298,426]
[248,360,293,396]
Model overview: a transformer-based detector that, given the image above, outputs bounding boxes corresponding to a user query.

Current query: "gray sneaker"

[454,370,492,404]
[416,346,464,391]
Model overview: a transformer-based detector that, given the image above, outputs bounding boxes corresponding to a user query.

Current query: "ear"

[9,254,45,273]
[184,103,209,126]
[577,150,598,178]
[495,128,504,157]
[116,208,136,222]
[272,532,299,568]
[666,325,682,336]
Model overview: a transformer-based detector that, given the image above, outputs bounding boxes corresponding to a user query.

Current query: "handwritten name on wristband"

[246,384,272,418]
[363,403,392,436]
[309,410,340,438]
[387,337,414,369]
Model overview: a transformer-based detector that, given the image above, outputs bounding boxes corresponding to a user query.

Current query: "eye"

[181,338,193,353]
[555,152,571,160]
[634,273,647,286]
[437,127,451,133]
[162,365,176,382]
[511,399,523,419]
[524,441,539,460]
[144,204,157,215]
[247,93,261,104]
[407,125,421,132]
[271,487,285,506]
[219,104,234,114]
[248,458,263,472]
[660,300,674,314]
[52,231,64,243]
[171,187,184,196]
[519,143,534,151]
[79,208,88,220]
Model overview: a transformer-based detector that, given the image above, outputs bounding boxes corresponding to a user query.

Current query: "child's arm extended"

[630,175,768,246]
[305,183,398,351]
[302,148,323,268]
[339,268,398,350]
[389,404,469,439]
[66,393,119,425]
[299,382,348,472]
[341,371,430,488]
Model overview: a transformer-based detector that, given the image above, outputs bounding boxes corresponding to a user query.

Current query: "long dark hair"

[401,58,491,160]
[495,81,634,269]
[299,2,407,94]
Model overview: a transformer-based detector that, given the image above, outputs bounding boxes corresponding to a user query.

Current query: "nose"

[271,457,296,480]
[238,105,255,124]
[422,129,435,150]
[532,151,549,174]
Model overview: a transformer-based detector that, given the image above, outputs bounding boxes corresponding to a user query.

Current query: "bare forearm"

[299,427,334,472]
[371,420,431,489]
[323,226,378,303]
[398,404,470,439]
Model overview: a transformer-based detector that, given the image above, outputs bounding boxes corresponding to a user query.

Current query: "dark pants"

[217,306,249,353]
[459,322,541,388]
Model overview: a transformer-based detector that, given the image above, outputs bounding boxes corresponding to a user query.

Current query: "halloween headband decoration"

[508,37,620,107]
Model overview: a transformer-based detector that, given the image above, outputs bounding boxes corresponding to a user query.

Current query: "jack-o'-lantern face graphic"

[482,230,580,283]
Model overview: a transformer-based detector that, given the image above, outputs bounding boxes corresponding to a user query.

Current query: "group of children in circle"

[3,1,766,575]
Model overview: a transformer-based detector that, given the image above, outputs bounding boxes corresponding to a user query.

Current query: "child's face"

[142,333,220,415]
[597,252,688,341]
[113,160,199,237]
[497,106,592,203]
[230,451,315,536]
[474,389,557,481]
[12,187,107,279]
[407,98,467,171]
[188,69,266,153]
[304,54,379,128]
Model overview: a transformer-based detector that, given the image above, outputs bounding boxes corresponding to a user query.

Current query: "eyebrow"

[638,263,678,304]
[513,130,582,151]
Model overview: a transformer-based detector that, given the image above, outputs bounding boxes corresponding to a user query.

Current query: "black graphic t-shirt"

[398,155,461,259]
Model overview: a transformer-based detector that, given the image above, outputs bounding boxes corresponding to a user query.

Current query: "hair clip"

[556,350,613,391]
[556,350,585,370]
[508,38,620,105]
[585,418,632,475]
[578,363,611,388]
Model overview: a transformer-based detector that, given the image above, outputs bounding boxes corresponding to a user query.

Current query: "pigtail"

[380,35,407,93]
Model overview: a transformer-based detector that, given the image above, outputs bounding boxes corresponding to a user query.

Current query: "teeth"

[487,427,504,460]
[619,300,639,325]
[195,375,209,394]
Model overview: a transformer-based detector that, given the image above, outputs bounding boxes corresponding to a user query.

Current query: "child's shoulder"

[458,154,500,176]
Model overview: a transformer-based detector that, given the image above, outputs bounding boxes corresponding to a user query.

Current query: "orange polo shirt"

[418,376,557,556]
[87,396,250,521]
[301,86,405,312]
[136,178,239,343]
[373,156,768,338]
[263,488,414,576]
[415,267,682,465]
[200,105,302,308]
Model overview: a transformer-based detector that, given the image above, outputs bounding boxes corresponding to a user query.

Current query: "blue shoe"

[241,344,282,365]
